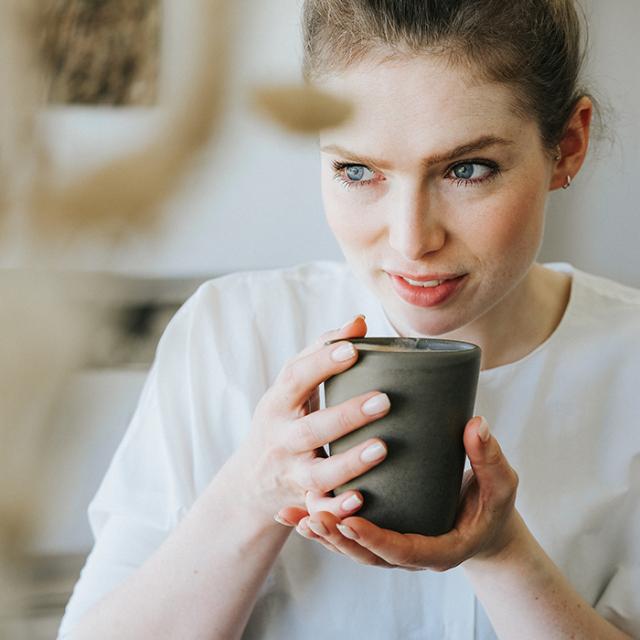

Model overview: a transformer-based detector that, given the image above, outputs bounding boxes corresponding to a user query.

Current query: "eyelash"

[331,159,502,190]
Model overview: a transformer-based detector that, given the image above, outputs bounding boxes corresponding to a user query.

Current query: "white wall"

[539,0,640,287]
[6,0,639,286]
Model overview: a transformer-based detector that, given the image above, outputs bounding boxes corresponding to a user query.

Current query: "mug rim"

[325,336,480,353]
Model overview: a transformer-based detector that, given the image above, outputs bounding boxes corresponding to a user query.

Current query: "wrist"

[465,509,530,569]
[216,443,290,527]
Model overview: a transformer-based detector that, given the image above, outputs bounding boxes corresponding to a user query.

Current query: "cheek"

[469,176,547,259]
[321,176,381,249]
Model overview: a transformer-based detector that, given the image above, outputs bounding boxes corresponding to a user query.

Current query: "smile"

[400,276,445,287]
[388,272,468,308]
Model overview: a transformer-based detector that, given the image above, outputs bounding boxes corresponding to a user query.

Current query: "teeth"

[402,277,444,287]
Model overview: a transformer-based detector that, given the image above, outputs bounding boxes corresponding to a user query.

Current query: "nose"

[387,185,446,260]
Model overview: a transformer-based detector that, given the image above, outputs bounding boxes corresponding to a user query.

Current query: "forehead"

[318,54,534,155]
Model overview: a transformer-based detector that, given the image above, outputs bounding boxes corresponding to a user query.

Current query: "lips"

[391,271,463,282]
[388,271,468,308]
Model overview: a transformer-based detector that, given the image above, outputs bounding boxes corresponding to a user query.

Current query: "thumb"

[463,416,519,501]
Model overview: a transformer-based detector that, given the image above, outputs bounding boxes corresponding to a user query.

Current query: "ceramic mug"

[324,337,481,536]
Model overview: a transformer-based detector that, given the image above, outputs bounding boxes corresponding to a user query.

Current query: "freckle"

[193,569,199,575]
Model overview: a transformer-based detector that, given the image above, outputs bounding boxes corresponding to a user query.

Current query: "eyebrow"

[320,135,515,169]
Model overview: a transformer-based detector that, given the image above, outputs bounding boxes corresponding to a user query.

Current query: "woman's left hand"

[277,416,521,570]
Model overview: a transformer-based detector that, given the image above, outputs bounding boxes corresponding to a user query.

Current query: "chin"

[384,302,464,338]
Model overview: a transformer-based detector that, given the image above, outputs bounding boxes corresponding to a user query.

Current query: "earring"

[562,175,572,189]
[554,145,562,161]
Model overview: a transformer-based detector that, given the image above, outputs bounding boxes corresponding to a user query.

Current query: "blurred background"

[1,0,638,637]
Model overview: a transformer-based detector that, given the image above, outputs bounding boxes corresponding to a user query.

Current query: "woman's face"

[318,54,556,341]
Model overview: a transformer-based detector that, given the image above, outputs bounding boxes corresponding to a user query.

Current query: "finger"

[339,516,465,570]
[275,506,308,527]
[295,516,343,555]
[306,512,394,567]
[272,339,359,413]
[270,316,367,414]
[287,390,391,454]
[297,315,367,360]
[305,489,364,518]
[301,437,387,493]
[463,417,519,506]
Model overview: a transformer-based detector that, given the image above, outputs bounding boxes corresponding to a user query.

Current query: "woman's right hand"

[235,314,391,525]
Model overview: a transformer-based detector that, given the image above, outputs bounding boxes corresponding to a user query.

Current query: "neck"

[392,263,572,372]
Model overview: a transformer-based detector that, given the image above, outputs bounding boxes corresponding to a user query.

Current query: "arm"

[68,314,391,639]
[292,417,634,639]
[462,511,631,640]
[70,453,290,640]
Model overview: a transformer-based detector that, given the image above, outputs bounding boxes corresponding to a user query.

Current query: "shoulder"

[570,266,640,334]
[165,261,369,373]
[196,260,355,301]
[191,260,365,333]
[556,266,640,381]
[573,267,640,306]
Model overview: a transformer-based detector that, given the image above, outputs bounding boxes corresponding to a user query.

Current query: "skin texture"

[318,54,583,371]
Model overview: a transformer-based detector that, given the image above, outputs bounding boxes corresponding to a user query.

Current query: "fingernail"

[308,519,329,536]
[477,416,490,443]
[331,342,357,362]
[273,514,293,527]
[341,494,363,512]
[361,441,386,463]
[296,518,309,536]
[336,523,359,540]
[340,314,366,330]
[361,393,390,416]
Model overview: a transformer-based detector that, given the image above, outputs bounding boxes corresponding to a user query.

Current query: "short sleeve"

[57,287,222,639]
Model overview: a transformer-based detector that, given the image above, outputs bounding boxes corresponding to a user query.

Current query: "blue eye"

[453,164,475,179]
[345,165,374,182]
[331,161,377,189]
[450,162,495,183]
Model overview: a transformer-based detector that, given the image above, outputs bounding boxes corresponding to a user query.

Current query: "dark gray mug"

[324,337,481,536]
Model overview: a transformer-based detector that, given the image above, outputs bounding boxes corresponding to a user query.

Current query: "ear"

[549,96,593,191]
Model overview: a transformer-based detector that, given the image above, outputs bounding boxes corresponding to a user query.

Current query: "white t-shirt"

[59,261,640,639]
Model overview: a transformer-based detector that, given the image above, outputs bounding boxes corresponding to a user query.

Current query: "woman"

[60,1,639,638]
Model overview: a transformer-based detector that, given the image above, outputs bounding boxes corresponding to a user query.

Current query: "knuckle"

[282,433,297,456]
[495,467,520,505]
[295,416,320,452]
[319,329,336,343]
[306,460,327,493]
[279,364,310,405]
[278,360,299,389]
[486,445,504,467]
[510,467,520,491]
[337,407,357,433]
[330,449,362,484]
